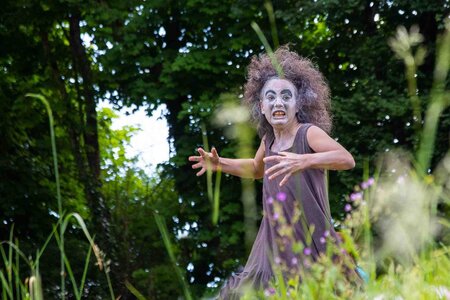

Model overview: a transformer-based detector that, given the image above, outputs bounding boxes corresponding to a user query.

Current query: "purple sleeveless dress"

[219,124,341,299]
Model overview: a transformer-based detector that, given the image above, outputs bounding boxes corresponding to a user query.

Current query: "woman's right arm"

[188,139,266,179]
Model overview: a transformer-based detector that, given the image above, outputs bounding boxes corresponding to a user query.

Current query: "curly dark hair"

[243,46,332,140]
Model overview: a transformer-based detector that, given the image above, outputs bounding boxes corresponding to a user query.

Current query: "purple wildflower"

[274,257,281,265]
[291,257,298,265]
[361,177,376,189]
[264,287,276,296]
[273,213,279,220]
[323,230,330,237]
[320,237,326,244]
[345,204,352,212]
[350,192,363,201]
[267,197,274,204]
[303,247,312,256]
[276,192,287,202]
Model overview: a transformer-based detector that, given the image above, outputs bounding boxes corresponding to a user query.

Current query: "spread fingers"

[265,163,284,176]
[192,162,202,169]
[196,168,206,176]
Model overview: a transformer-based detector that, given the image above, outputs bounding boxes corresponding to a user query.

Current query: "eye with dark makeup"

[264,89,294,103]
[265,92,276,102]
[281,89,293,101]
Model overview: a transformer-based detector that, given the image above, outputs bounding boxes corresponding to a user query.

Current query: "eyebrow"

[264,90,276,96]
[264,89,293,96]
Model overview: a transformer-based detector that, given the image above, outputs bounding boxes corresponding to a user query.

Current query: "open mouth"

[272,110,286,117]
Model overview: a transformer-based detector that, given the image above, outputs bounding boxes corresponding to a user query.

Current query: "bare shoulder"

[256,136,266,156]
[306,125,330,140]
[306,125,343,152]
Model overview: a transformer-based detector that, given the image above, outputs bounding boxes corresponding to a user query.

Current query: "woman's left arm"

[264,126,355,186]
[305,125,355,170]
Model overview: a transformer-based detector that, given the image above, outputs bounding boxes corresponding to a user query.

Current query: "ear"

[260,101,264,114]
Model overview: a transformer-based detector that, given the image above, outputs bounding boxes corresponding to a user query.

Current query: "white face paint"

[260,78,299,129]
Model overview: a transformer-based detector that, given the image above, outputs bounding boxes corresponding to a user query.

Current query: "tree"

[1,0,448,298]
[98,107,182,298]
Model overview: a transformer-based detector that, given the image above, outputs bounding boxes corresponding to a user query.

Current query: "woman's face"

[260,78,299,130]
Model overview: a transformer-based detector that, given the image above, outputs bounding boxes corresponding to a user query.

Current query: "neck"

[272,122,301,144]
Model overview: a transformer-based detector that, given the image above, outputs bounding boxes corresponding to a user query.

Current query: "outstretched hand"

[263,152,309,186]
[188,147,221,176]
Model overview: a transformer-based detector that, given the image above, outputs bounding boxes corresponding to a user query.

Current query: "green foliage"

[235,13,450,300]
[1,0,449,298]
[98,108,183,298]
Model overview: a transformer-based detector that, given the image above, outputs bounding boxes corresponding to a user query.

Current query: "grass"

[1,13,449,300]
[202,15,450,300]
[234,17,450,300]
[1,95,115,300]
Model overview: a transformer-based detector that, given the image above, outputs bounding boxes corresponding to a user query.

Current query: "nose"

[274,96,283,107]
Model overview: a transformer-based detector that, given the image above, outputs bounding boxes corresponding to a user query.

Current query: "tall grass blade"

[79,242,93,298]
[125,280,147,300]
[29,271,43,300]
[212,168,222,225]
[264,1,279,49]
[0,270,13,300]
[251,22,284,78]
[36,220,61,263]
[200,123,222,225]
[7,228,13,298]
[54,233,81,300]
[416,20,450,176]
[14,239,20,300]
[388,26,425,135]
[0,242,32,269]
[273,266,287,298]
[154,212,192,300]
[201,123,214,204]
[240,178,257,251]
[32,258,44,300]
[25,93,65,298]
[1,239,45,299]
[62,212,115,299]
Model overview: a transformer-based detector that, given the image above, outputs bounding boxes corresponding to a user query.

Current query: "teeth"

[273,111,285,116]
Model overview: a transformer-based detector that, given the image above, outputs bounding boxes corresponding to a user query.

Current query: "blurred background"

[0,0,449,299]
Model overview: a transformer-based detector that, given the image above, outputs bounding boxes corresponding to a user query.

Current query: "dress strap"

[263,134,273,155]
[296,123,314,154]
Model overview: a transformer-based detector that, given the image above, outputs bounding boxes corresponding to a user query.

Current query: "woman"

[188,46,356,298]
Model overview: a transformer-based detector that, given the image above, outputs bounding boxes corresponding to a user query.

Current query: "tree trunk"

[68,11,120,295]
